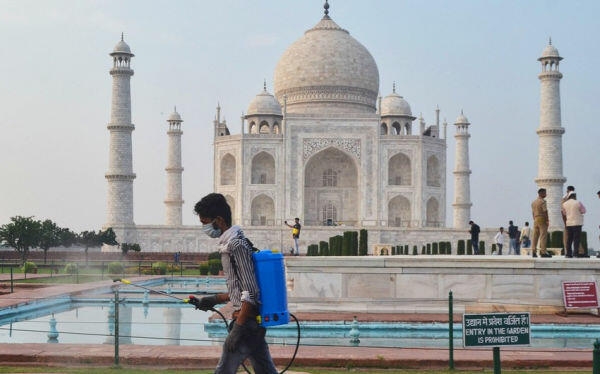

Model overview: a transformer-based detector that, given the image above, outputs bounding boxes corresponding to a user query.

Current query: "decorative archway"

[426,197,440,227]
[250,194,274,226]
[220,153,236,185]
[388,152,411,186]
[251,151,275,184]
[388,195,411,227]
[304,147,358,226]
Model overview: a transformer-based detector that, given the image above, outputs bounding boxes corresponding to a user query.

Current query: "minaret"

[536,39,565,230]
[165,107,184,226]
[106,34,136,229]
[452,111,472,229]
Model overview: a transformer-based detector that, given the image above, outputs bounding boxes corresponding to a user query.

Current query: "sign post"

[463,312,531,374]
[562,281,599,315]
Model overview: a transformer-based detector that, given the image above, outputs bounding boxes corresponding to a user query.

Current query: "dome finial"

[392,81,396,94]
[264,79,267,92]
[549,36,552,45]
[323,0,330,18]
[174,105,177,112]
[121,32,124,41]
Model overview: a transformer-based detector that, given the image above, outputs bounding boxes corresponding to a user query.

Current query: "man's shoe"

[532,254,538,258]
[541,253,553,258]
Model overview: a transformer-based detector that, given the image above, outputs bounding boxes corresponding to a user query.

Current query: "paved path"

[0,343,594,370]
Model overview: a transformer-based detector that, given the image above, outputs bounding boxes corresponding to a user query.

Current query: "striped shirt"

[219,227,260,312]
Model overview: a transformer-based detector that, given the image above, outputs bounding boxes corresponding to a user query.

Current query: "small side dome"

[381,92,412,117]
[540,43,559,59]
[168,109,182,122]
[455,111,469,124]
[111,34,134,56]
[246,87,282,117]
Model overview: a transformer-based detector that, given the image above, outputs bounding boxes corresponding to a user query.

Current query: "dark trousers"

[472,238,479,254]
[566,225,582,257]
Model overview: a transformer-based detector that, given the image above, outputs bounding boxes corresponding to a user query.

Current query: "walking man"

[531,188,552,258]
[468,220,480,255]
[191,193,278,374]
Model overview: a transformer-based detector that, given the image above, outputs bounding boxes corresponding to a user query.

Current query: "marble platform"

[285,255,600,315]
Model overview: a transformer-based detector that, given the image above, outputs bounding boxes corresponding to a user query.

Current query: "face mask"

[202,220,222,238]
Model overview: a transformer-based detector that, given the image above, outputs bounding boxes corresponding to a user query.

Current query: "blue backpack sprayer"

[113,248,300,374]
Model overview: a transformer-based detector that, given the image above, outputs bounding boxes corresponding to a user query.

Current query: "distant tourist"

[561,186,575,251]
[507,220,518,254]
[561,193,586,258]
[494,227,505,255]
[284,218,301,256]
[520,222,531,249]
[531,188,552,258]
[468,220,480,255]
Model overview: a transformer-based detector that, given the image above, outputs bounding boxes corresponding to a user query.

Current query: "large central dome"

[273,14,380,114]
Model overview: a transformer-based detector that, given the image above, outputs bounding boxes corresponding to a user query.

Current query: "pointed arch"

[304,147,358,226]
[249,121,258,134]
[388,152,411,186]
[251,194,274,226]
[259,120,270,134]
[426,197,440,227]
[220,153,236,185]
[380,122,388,135]
[251,151,275,184]
[388,195,411,227]
[272,122,280,134]
[392,122,401,135]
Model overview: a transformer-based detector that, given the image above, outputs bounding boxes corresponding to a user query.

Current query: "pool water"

[1,278,599,348]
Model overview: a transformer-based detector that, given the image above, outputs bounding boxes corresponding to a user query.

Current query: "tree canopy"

[0,215,121,263]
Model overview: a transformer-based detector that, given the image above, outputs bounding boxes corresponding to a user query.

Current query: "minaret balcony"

[536,127,565,135]
[110,67,134,76]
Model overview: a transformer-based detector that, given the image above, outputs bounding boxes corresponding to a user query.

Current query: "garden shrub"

[107,261,124,274]
[207,259,222,275]
[64,263,78,274]
[359,229,368,256]
[199,261,209,275]
[22,261,37,274]
[457,240,465,255]
[152,261,168,275]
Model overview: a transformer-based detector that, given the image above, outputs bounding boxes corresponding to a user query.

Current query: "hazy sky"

[1,0,599,246]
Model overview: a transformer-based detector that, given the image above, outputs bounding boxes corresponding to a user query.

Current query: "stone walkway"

[1,275,599,370]
[0,342,594,370]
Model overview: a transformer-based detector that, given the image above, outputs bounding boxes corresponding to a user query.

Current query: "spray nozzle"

[112,278,131,284]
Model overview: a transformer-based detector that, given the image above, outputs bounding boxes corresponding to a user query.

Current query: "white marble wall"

[285,256,600,313]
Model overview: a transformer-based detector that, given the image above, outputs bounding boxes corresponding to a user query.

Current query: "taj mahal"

[103,2,566,254]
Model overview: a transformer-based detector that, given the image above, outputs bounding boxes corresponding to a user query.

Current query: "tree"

[359,229,368,256]
[39,219,62,264]
[120,243,141,255]
[0,216,42,264]
[99,228,118,246]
